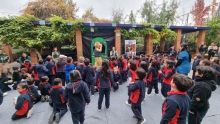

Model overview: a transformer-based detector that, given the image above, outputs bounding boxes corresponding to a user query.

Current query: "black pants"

[48,75,55,85]
[147,81,159,94]
[188,109,208,124]
[34,80,40,87]
[53,106,68,117]
[122,70,127,82]
[71,109,85,124]
[127,87,132,104]
[98,88,110,109]
[131,103,143,121]
[34,96,41,104]
[57,72,66,86]
[208,52,215,60]
[11,112,27,120]
[161,83,171,97]
[86,82,94,95]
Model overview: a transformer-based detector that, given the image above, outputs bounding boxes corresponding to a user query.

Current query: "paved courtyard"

[0,63,219,124]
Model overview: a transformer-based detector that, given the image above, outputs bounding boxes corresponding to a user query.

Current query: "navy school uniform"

[160,90,190,124]
[21,63,32,73]
[127,69,137,104]
[39,82,51,96]
[11,89,33,120]
[46,62,56,85]
[28,85,41,104]
[76,63,85,76]
[95,67,116,110]
[122,59,128,82]
[34,64,48,79]
[129,79,146,121]
[160,69,173,97]
[147,67,159,94]
[64,79,90,124]
[56,60,67,86]
[82,65,95,95]
[113,71,121,90]
[210,62,220,85]
[191,58,201,80]
[50,85,67,117]
[0,76,12,93]
[31,71,40,87]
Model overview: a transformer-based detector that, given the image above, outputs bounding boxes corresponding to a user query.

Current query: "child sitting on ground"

[0,72,12,94]
[12,67,22,90]
[27,78,41,104]
[11,83,34,120]
[48,78,67,124]
[160,74,194,124]
[39,76,51,102]
[113,67,121,91]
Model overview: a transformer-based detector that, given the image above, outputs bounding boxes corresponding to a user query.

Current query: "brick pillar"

[3,45,13,62]
[145,35,153,54]
[29,48,38,65]
[174,29,182,51]
[76,28,83,60]
[196,30,206,54]
[115,27,121,56]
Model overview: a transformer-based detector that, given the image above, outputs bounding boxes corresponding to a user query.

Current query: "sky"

[0,0,219,25]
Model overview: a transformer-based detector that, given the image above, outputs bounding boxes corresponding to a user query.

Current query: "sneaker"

[92,95,94,96]
[143,98,146,101]
[45,95,50,102]
[162,97,165,100]
[137,118,146,124]
[98,109,101,112]
[48,114,55,124]
[3,92,8,96]
[55,113,60,123]
[27,108,34,119]
[155,93,159,96]
[41,96,45,102]
[125,101,131,106]
[141,101,144,104]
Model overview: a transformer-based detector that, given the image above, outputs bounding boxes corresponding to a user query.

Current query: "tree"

[111,6,124,23]
[140,0,157,23]
[82,7,99,22]
[191,0,210,26]
[128,10,136,24]
[22,0,78,20]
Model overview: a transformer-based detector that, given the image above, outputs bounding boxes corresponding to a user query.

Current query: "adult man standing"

[198,42,206,58]
[0,48,11,75]
[110,47,118,57]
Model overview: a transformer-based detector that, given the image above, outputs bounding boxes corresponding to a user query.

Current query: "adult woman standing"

[208,42,218,60]
[52,47,60,62]
[95,59,117,111]
[175,43,191,75]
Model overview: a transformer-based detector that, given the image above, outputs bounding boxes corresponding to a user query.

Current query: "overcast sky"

[0,0,219,25]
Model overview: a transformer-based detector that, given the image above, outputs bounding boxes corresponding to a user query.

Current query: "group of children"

[0,51,218,124]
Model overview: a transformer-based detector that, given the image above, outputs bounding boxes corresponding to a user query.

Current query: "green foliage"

[160,28,177,40]
[0,15,83,49]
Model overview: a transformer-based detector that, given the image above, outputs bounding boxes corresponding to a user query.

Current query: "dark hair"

[129,60,137,71]
[18,83,29,90]
[166,60,176,74]
[46,56,52,61]
[21,68,27,72]
[136,68,146,80]
[32,66,38,74]
[22,73,29,79]
[70,70,82,81]
[140,61,148,72]
[67,57,72,63]
[84,58,90,66]
[200,59,210,66]
[27,78,35,85]
[53,78,62,85]
[196,66,217,80]
[122,54,127,59]
[173,74,194,92]
[101,59,110,79]
[38,59,44,64]
[151,61,160,70]
[12,71,19,81]
[196,54,202,59]
[1,72,7,77]
[41,76,49,82]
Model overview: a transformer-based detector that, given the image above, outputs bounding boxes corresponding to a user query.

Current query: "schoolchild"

[0,72,12,93]
[48,78,67,124]
[39,76,51,102]
[76,56,85,75]
[110,56,118,71]
[160,74,194,124]
[21,60,32,73]
[210,57,220,86]
[121,54,128,82]
[31,66,40,87]
[56,55,67,86]
[112,67,121,90]
[64,70,90,124]
[46,56,56,85]
[192,54,202,80]
[12,67,22,90]
[11,83,34,120]
[64,57,75,84]
[33,59,48,79]
[146,62,159,96]
[82,58,95,96]
[27,78,41,104]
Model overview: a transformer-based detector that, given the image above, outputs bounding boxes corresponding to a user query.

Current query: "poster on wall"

[125,40,136,57]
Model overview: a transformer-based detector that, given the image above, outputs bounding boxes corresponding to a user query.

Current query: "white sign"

[125,40,136,57]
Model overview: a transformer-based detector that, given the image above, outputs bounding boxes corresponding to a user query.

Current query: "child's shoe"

[55,113,60,123]
[125,101,131,106]
[137,118,146,124]
[48,114,55,124]
[45,95,50,102]
[27,107,34,119]
[3,92,8,96]
[41,96,45,102]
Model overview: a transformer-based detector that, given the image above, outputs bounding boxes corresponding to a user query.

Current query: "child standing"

[192,54,202,80]
[27,78,41,104]
[11,83,34,120]
[159,60,175,100]
[64,70,90,124]
[39,76,51,102]
[64,57,75,84]
[160,74,194,124]
[129,68,146,124]
[46,56,56,85]
[33,59,48,79]
[56,56,67,86]
[76,56,85,75]
[188,66,217,124]
[49,78,67,124]
[82,58,95,96]
[146,62,159,96]
[122,55,128,83]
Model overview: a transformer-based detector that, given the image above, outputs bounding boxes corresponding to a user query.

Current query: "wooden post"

[3,45,13,62]
[196,30,206,54]
[160,38,165,52]
[174,29,182,51]
[115,27,121,56]
[145,35,153,54]
[75,28,83,60]
[29,48,38,65]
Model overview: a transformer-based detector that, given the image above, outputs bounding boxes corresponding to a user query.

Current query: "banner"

[125,40,136,57]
